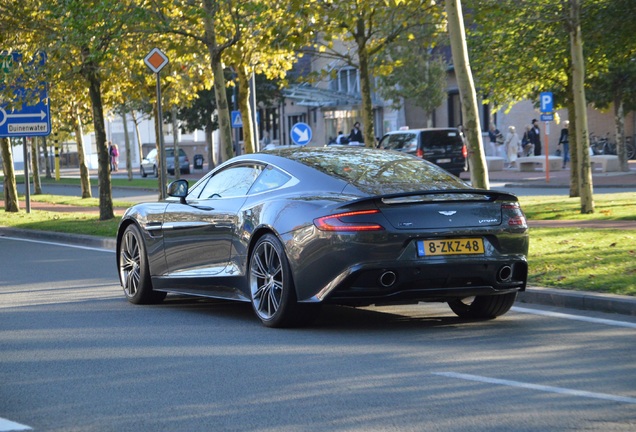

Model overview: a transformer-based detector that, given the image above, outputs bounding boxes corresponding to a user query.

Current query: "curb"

[0,226,117,251]
[1,227,634,318]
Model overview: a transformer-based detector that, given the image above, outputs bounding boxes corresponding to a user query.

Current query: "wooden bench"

[515,156,563,172]
[590,155,619,172]
[485,156,505,171]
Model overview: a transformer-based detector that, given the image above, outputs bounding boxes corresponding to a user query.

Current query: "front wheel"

[119,224,166,305]
[249,234,319,327]
[448,292,517,319]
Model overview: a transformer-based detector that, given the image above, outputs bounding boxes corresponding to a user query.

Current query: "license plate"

[436,158,451,164]
[417,238,485,257]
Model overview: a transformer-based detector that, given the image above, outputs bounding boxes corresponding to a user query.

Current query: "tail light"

[416,148,424,158]
[314,209,384,232]
[502,203,527,226]
[462,144,467,159]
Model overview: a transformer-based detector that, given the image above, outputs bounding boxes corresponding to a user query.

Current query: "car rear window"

[420,130,463,148]
[165,149,187,157]
[270,147,467,193]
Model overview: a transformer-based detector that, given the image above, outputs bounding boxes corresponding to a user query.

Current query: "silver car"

[140,147,190,177]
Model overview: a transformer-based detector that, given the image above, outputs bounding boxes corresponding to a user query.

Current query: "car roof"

[382,128,460,135]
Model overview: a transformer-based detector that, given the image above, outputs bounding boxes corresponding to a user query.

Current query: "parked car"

[378,128,467,176]
[140,147,190,177]
[117,146,528,328]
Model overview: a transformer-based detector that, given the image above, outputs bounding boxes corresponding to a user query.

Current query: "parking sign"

[540,92,553,113]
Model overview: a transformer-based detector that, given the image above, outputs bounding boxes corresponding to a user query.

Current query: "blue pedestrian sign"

[0,87,50,137]
[540,92,553,113]
[290,122,312,145]
[231,110,243,128]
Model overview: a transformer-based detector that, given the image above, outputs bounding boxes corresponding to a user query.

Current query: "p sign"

[540,92,553,113]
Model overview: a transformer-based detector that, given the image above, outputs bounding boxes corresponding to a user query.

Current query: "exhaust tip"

[379,271,397,288]
[497,265,513,282]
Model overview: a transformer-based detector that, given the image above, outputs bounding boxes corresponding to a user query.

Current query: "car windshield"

[165,148,187,158]
[265,147,468,194]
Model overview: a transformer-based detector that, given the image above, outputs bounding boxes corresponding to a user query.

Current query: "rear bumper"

[309,259,527,306]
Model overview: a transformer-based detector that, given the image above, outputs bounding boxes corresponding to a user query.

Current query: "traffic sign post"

[144,48,169,200]
[290,122,312,146]
[540,92,554,183]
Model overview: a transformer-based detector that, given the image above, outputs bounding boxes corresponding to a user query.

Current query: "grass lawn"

[1,184,635,296]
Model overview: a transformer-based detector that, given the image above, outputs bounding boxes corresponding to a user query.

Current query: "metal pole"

[156,72,166,200]
[54,132,60,181]
[22,136,30,213]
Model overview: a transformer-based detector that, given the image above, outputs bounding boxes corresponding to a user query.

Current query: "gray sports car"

[116,146,528,327]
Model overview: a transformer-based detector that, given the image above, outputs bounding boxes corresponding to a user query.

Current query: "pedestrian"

[558,120,570,169]
[521,125,534,156]
[504,125,520,168]
[488,123,502,157]
[336,130,348,144]
[348,122,363,145]
[529,119,541,156]
[108,141,114,172]
[110,142,120,172]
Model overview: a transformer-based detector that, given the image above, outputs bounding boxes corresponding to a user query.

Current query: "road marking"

[512,306,636,329]
[0,417,32,431]
[0,236,114,253]
[433,372,636,404]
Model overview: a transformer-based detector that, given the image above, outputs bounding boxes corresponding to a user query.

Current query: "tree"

[1,138,19,212]
[446,0,489,189]
[313,0,442,148]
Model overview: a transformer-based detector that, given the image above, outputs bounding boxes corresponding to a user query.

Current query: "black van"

[378,128,467,177]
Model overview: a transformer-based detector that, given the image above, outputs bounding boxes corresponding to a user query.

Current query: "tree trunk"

[42,136,51,179]
[131,110,144,165]
[352,20,376,148]
[569,0,594,213]
[205,123,215,170]
[446,0,489,189]
[84,63,114,219]
[237,65,255,154]
[122,111,133,181]
[567,104,579,197]
[172,106,180,179]
[202,0,233,163]
[72,104,92,198]
[1,137,19,212]
[614,97,629,172]
[30,138,42,195]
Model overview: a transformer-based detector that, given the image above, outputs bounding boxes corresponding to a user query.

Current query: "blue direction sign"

[290,122,312,145]
[231,110,243,128]
[0,87,50,137]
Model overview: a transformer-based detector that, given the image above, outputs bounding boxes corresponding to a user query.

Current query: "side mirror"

[167,179,189,204]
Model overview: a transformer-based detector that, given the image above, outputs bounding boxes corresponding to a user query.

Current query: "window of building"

[330,67,360,94]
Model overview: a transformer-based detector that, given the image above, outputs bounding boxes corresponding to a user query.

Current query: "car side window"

[193,164,264,199]
[248,166,291,194]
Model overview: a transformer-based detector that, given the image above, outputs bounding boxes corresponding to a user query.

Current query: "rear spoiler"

[346,189,519,206]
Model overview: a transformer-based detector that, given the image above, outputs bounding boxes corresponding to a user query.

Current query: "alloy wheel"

[250,240,284,321]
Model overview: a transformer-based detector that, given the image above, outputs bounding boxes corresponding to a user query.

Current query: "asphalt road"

[1,237,635,432]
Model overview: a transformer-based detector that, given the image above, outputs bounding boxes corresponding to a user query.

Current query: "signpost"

[540,92,554,182]
[144,48,169,199]
[0,50,51,213]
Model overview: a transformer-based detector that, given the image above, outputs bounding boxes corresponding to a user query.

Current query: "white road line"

[512,306,636,329]
[0,236,114,253]
[0,417,32,431]
[433,372,636,404]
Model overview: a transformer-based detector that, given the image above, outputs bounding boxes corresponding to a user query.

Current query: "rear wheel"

[626,141,636,160]
[249,234,319,327]
[119,224,166,304]
[448,292,517,319]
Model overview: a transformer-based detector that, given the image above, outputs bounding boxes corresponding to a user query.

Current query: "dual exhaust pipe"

[377,265,514,288]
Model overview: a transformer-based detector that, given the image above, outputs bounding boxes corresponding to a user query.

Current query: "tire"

[626,142,636,160]
[140,166,147,178]
[249,234,319,327]
[152,165,158,177]
[448,292,517,319]
[118,224,166,305]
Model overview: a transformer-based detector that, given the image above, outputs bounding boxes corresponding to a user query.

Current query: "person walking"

[558,120,570,169]
[504,125,520,168]
[487,123,501,157]
[348,122,363,145]
[529,119,541,156]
